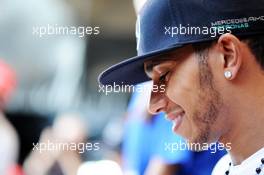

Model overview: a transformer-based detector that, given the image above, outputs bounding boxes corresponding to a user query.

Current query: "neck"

[219,85,264,165]
[223,123,264,165]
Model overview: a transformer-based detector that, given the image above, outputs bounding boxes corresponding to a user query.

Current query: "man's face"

[144,45,225,145]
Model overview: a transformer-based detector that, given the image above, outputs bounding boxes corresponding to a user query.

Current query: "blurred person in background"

[0,0,87,167]
[1,0,134,174]
[0,60,23,175]
[23,113,87,175]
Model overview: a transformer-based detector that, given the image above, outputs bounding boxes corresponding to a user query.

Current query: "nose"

[148,85,167,114]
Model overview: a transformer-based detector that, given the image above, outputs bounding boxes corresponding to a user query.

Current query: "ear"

[217,33,242,80]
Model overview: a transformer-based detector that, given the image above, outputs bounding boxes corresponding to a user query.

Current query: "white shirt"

[212,147,264,175]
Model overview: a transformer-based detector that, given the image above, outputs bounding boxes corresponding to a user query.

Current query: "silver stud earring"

[224,71,232,79]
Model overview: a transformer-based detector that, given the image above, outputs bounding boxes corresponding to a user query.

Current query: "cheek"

[177,107,209,141]
[166,58,200,108]
[165,56,203,139]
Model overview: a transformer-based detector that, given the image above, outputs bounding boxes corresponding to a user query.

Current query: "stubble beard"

[189,52,223,149]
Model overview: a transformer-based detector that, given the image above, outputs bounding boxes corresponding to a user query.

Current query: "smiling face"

[144,44,225,145]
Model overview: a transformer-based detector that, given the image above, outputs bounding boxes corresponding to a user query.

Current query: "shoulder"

[211,154,231,175]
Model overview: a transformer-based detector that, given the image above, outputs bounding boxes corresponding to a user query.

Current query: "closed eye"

[159,71,170,83]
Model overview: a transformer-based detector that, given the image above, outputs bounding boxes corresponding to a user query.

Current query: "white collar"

[230,147,264,174]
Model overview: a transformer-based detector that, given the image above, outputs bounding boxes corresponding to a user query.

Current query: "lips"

[166,111,185,132]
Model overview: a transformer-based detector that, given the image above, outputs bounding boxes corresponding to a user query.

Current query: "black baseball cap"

[99,0,264,85]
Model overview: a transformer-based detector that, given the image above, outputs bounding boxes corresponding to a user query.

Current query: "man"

[99,0,264,174]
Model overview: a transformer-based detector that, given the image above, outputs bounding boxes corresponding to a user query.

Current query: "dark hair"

[192,35,264,70]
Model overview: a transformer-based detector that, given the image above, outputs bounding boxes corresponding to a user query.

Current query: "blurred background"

[0,0,225,175]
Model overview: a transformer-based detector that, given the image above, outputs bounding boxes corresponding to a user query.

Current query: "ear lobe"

[217,33,242,80]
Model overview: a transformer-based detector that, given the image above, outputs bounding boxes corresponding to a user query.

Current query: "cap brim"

[98,44,183,86]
